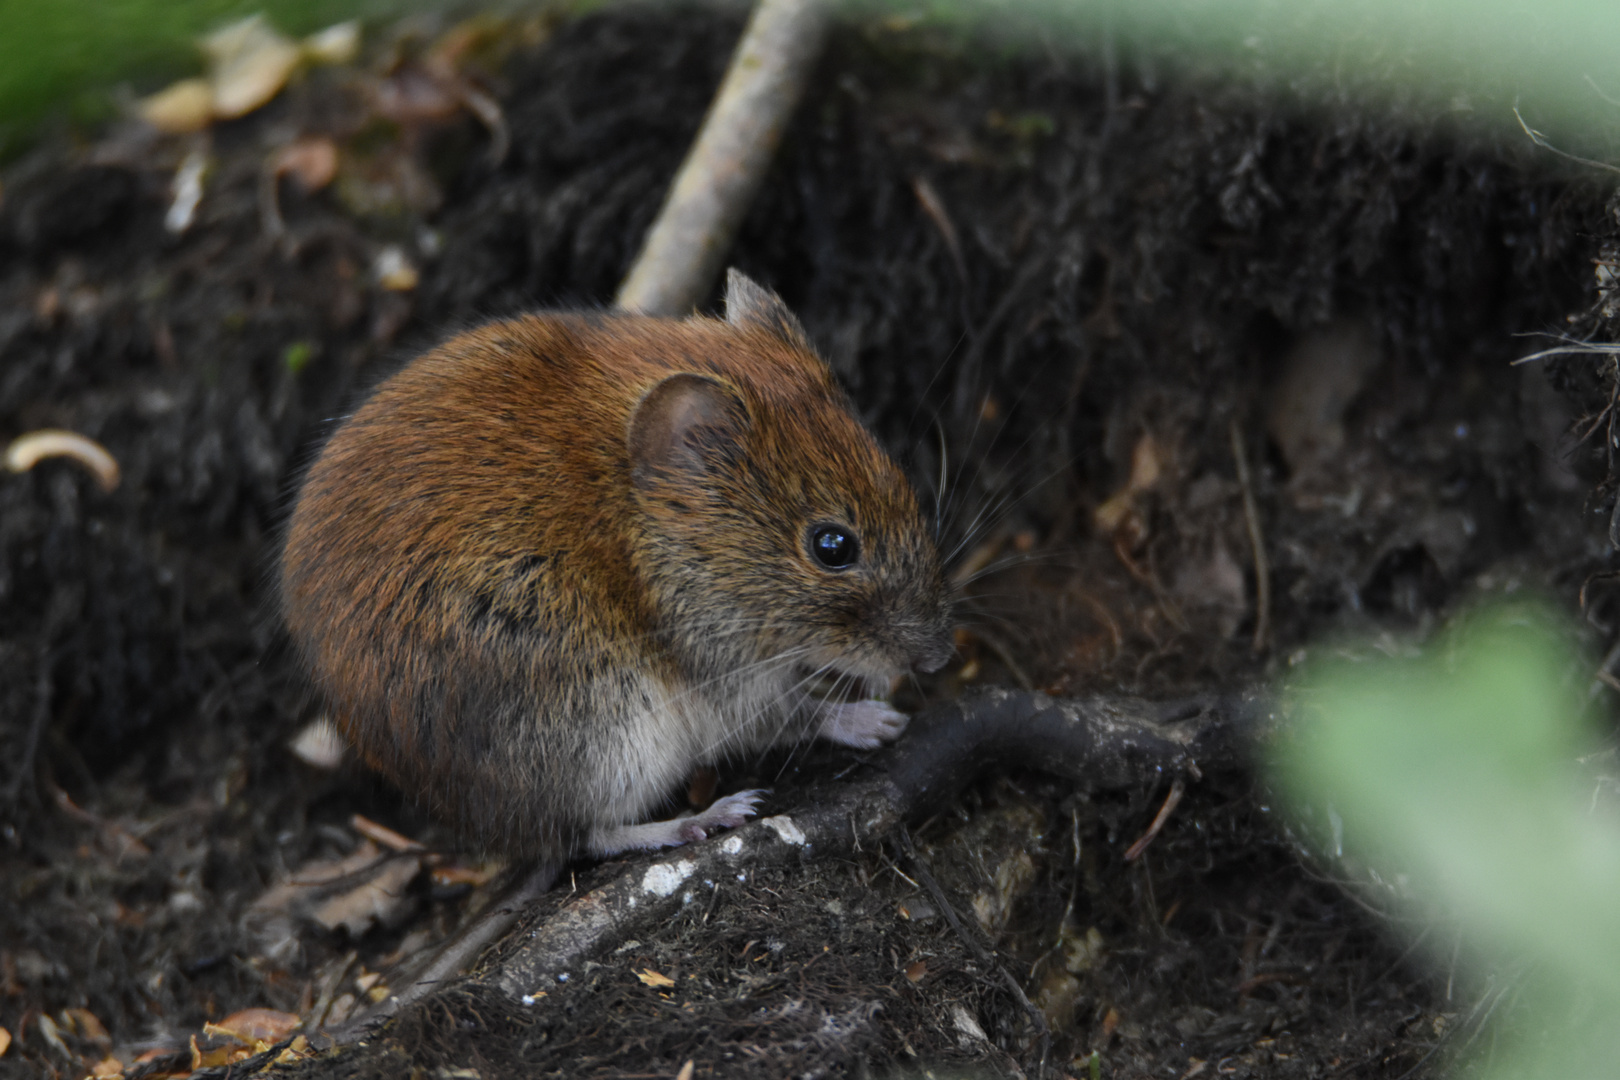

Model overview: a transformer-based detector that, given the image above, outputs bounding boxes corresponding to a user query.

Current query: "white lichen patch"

[641,859,696,897]
[762,815,807,846]
[721,835,744,855]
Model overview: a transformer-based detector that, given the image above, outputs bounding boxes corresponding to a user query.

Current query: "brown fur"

[281,279,952,859]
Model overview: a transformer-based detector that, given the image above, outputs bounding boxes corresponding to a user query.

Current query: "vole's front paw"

[817,699,908,750]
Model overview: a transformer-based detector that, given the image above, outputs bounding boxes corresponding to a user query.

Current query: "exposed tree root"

[303,685,1269,1059]
[488,686,1268,1006]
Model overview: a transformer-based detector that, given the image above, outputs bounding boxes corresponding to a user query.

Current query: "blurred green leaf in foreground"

[859,0,1620,163]
[1272,603,1620,1077]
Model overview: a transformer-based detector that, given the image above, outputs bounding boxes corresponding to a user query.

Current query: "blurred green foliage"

[8,1,1620,160]
[853,0,1620,156]
[1273,603,1620,1077]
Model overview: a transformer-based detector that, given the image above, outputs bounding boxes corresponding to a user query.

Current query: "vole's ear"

[628,374,748,488]
[725,268,812,350]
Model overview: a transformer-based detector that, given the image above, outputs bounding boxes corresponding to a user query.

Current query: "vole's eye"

[809,524,859,570]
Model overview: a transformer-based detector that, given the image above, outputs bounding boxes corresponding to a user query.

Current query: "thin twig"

[1583,73,1620,110]
[1354,924,1433,1006]
[911,175,974,334]
[895,827,1052,1078]
[1028,807,1083,980]
[1590,637,1620,701]
[1510,334,1620,367]
[329,860,561,1040]
[3,650,53,809]
[1229,420,1270,654]
[1512,105,1620,177]
[1124,777,1185,862]
[970,626,1035,690]
[1599,354,1617,459]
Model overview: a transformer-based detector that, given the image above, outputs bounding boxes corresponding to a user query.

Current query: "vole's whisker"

[663,645,817,712]
[954,549,1071,588]
[696,655,831,761]
[939,449,1084,572]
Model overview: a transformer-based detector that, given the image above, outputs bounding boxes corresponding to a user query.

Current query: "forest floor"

[2,3,1617,1078]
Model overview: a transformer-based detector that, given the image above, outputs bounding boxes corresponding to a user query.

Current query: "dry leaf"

[326,993,357,1025]
[65,1007,111,1049]
[1094,433,1163,534]
[244,839,422,950]
[35,1014,69,1059]
[676,1061,695,1080]
[904,960,927,982]
[308,854,420,935]
[142,15,350,137]
[636,968,676,988]
[0,1027,9,1056]
[302,21,361,65]
[371,66,462,124]
[91,1057,123,1077]
[1035,969,1082,1031]
[970,849,1036,934]
[275,1034,311,1064]
[191,1032,251,1069]
[373,246,419,291]
[349,813,424,853]
[166,149,209,234]
[430,861,498,888]
[950,1003,988,1043]
[138,78,214,134]
[206,1007,300,1044]
[203,15,302,119]
[1063,925,1107,974]
[271,138,339,194]
[1126,433,1162,493]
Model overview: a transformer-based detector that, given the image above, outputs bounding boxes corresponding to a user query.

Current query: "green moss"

[283,339,316,373]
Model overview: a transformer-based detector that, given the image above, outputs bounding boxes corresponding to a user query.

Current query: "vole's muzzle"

[910,632,957,675]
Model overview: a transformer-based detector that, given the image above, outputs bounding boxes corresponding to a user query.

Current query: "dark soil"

[2,4,1615,1078]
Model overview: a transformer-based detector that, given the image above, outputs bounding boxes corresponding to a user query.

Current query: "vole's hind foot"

[587,789,768,856]
[816,699,908,750]
[693,788,767,832]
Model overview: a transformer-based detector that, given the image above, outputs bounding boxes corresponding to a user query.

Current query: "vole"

[280,270,954,860]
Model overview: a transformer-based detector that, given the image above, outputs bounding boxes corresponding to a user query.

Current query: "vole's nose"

[911,632,957,674]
